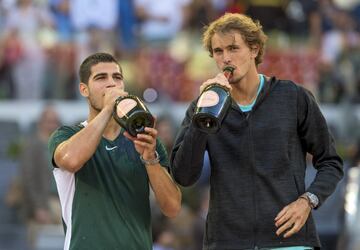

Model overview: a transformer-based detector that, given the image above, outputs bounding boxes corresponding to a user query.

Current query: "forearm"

[307,155,343,206]
[54,107,112,172]
[171,125,208,186]
[305,133,343,206]
[146,164,181,218]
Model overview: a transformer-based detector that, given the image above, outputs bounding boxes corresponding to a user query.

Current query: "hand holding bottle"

[192,67,234,134]
[113,95,154,137]
[199,72,232,94]
[123,123,158,163]
[103,87,128,112]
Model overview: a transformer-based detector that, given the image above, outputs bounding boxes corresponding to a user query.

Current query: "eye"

[229,45,239,51]
[95,76,106,80]
[213,49,222,55]
[114,75,123,80]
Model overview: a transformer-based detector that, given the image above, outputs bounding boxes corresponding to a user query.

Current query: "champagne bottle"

[192,66,234,133]
[113,95,154,137]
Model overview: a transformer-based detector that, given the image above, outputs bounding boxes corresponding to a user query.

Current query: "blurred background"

[1,0,360,249]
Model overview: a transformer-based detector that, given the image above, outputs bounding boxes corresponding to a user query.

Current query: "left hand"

[274,197,311,238]
[123,120,158,161]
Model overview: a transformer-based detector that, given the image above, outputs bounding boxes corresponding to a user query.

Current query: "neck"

[103,120,122,141]
[231,70,260,105]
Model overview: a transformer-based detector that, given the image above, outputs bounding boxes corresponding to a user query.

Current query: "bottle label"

[116,98,137,118]
[197,90,219,108]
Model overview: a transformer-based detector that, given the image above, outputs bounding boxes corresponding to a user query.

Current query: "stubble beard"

[88,96,102,113]
[229,75,242,85]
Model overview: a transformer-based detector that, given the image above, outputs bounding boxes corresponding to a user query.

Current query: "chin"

[229,77,241,85]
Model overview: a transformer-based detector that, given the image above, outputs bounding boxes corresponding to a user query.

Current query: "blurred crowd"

[0,0,359,103]
[1,0,360,249]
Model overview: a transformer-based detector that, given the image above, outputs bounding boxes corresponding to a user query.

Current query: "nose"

[106,84,116,88]
[223,51,231,64]
[106,77,124,88]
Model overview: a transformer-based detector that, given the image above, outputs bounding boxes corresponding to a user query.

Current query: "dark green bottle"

[113,95,154,137]
[192,67,234,133]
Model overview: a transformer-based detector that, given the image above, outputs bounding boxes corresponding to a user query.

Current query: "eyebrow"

[92,73,107,79]
[92,72,123,79]
[113,72,123,78]
[227,43,238,48]
[214,42,240,51]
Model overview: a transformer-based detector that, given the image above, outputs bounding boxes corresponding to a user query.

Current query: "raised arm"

[170,101,208,186]
[53,88,124,172]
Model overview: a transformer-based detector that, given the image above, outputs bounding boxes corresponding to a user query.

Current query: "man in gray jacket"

[170,13,343,250]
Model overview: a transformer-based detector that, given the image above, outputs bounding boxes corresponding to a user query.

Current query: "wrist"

[103,105,114,116]
[299,196,312,209]
[300,192,319,209]
[140,151,160,165]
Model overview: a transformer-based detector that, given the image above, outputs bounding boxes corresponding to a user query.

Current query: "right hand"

[199,73,232,94]
[274,198,311,238]
[102,87,128,111]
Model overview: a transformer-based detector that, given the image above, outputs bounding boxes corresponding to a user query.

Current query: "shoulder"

[273,78,300,92]
[269,77,315,100]
[51,124,82,138]
[48,123,84,151]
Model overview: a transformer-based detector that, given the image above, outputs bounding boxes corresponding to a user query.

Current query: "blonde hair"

[202,13,268,66]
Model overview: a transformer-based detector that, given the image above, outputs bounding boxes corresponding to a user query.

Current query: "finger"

[202,78,219,87]
[136,133,156,144]
[118,91,128,98]
[275,208,293,227]
[276,219,295,236]
[283,222,301,238]
[152,116,157,129]
[216,73,228,81]
[200,82,208,92]
[123,131,136,141]
[275,215,290,228]
[134,140,154,149]
[144,127,158,137]
[212,78,232,90]
[275,206,289,221]
[275,211,292,228]
[223,83,232,90]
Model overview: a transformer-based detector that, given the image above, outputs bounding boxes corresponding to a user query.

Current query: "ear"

[79,82,89,97]
[251,45,259,59]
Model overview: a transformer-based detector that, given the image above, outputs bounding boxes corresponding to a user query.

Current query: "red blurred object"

[259,49,320,88]
[3,31,23,66]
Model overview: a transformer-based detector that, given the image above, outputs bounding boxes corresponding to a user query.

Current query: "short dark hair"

[79,52,121,84]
